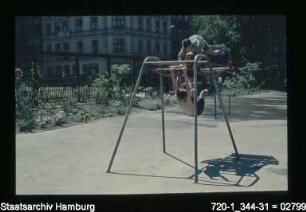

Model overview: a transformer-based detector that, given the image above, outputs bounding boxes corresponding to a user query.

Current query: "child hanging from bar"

[170,63,208,117]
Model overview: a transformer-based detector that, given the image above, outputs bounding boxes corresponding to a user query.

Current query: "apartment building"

[41,16,172,79]
[15,17,43,72]
[15,16,194,80]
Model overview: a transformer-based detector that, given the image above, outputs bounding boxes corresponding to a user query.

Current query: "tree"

[191,15,286,90]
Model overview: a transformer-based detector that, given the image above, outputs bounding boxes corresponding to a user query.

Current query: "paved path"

[16,91,287,194]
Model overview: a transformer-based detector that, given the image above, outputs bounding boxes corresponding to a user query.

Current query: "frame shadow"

[109,153,279,188]
[193,153,279,187]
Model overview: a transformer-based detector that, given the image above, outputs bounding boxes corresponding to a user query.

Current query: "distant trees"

[192,15,286,90]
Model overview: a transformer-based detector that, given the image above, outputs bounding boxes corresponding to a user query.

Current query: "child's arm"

[182,66,192,92]
[170,68,179,92]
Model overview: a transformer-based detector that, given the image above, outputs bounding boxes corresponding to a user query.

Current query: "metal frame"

[203,92,232,118]
[106,55,240,184]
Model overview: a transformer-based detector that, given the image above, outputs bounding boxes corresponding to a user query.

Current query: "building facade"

[41,16,172,79]
[15,16,195,80]
[15,17,43,74]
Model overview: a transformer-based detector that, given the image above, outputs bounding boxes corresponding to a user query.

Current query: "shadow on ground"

[109,153,278,188]
[194,153,279,187]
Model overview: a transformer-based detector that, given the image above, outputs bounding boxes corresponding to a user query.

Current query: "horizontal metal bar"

[144,60,208,65]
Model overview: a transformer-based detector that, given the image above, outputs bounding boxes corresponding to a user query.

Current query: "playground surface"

[16,91,287,194]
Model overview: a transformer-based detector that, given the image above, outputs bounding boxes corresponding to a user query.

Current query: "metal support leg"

[193,57,199,184]
[107,57,160,173]
[159,75,166,153]
[214,95,217,119]
[228,95,231,115]
[209,66,240,159]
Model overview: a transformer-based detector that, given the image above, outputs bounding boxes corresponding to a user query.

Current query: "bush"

[145,87,159,98]
[16,82,36,132]
[75,85,89,103]
[91,65,131,106]
[36,102,67,128]
[91,76,116,105]
[53,110,66,126]
[19,117,36,132]
[223,62,261,93]
[63,94,77,115]
[163,95,176,106]
[72,109,90,122]
[138,98,160,110]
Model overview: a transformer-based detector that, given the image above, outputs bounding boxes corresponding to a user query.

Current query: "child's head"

[182,38,192,49]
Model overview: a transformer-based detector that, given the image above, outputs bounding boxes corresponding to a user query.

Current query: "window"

[75,18,83,32]
[72,65,76,75]
[63,42,69,52]
[154,41,160,55]
[146,18,151,32]
[46,66,53,77]
[45,23,51,35]
[138,39,143,53]
[113,38,125,53]
[82,63,99,79]
[163,22,167,34]
[64,65,70,77]
[77,41,83,53]
[92,40,98,54]
[34,35,40,45]
[147,40,151,54]
[55,66,61,77]
[27,35,34,46]
[138,17,143,31]
[155,20,160,33]
[62,21,68,31]
[46,44,52,51]
[54,22,60,33]
[55,43,61,51]
[91,17,98,30]
[112,16,125,28]
[163,42,167,56]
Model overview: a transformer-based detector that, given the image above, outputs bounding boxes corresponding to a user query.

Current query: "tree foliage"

[91,64,131,105]
[191,15,286,90]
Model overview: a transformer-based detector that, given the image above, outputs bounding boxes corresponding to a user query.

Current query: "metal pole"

[192,54,208,183]
[214,95,217,119]
[159,74,166,153]
[209,62,240,159]
[144,60,208,65]
[107,57,160,173]
[228,95,231,115]
[193,56,198,184]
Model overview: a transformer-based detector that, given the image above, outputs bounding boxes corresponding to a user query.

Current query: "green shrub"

[72,109,90,122]
[91,76,116,105]
[145,87,159,98]
[116,106,126,115]
[63,95,77,115]
[53,110,66,126]
[36,102,67,128]
[19,117,36,132]
[16,82,36,132]
[91,65,131,106]
[138,98,160,110]
[223,62,261,93]
[75,85,89,103]
[163,95,176,106]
